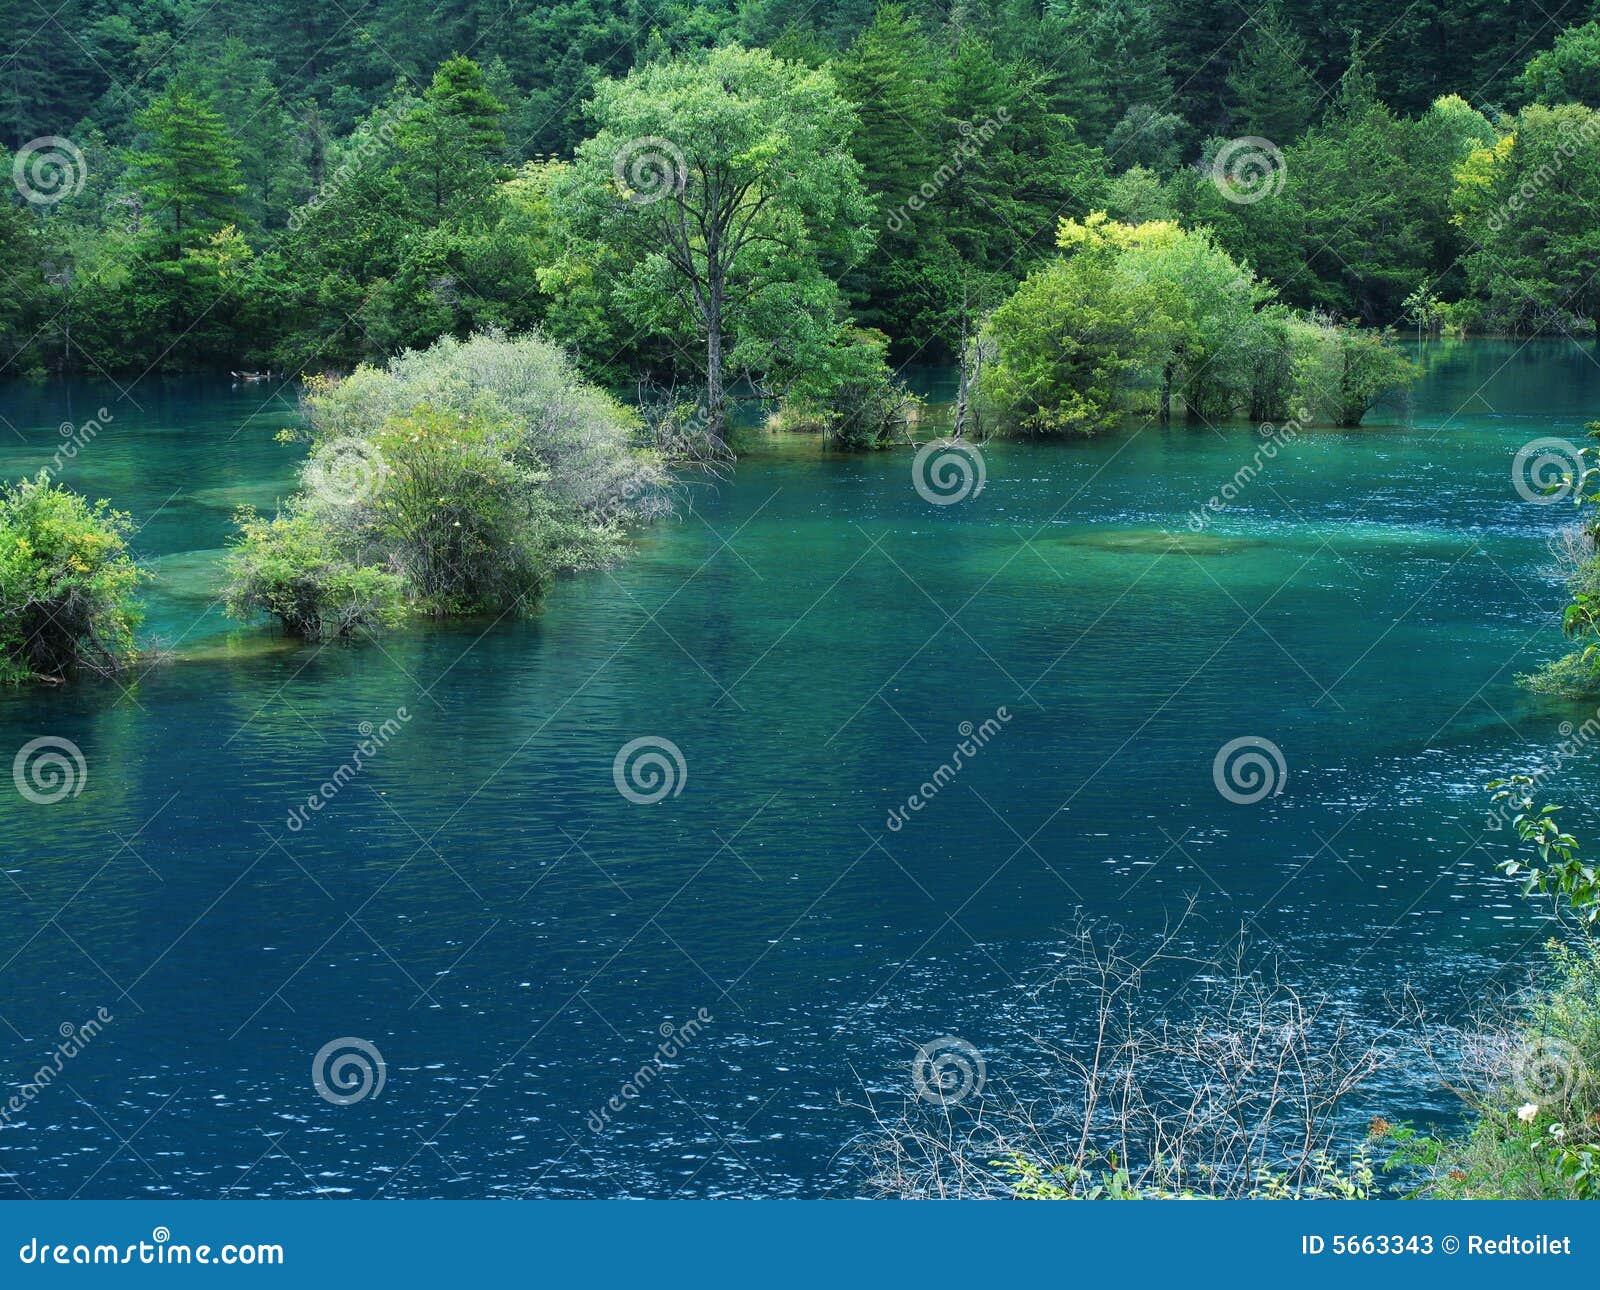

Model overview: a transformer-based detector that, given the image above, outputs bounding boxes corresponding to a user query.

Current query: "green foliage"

[1519,20,1600,108]
[0,473,143,683]
[125,81,245,252]
[982,215,1416,435]
[1453,104,1600,334]
[1521,431,1600,694]
[4,1,1600,377]
[551,44,872,436]
[226,331,669,642]
[224,508,406,641]
[778,328,921,449]
[1224,3,1317,143]
[1488,776,1600,929]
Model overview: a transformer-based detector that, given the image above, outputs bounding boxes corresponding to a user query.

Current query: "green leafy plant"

[0,473,144,683]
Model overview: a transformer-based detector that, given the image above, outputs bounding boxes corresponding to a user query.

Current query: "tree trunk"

[706,314,725,444]
[1159,362,1174,423]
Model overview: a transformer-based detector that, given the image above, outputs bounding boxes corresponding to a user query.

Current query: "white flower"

[1551,1124,1567,1141]
[1517,1102,1540,1124]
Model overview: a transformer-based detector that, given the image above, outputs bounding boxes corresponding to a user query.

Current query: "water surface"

[1,342,1596,1197]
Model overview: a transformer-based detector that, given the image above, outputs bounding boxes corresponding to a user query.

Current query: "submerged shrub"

[780,328,922,449]
[224,508,406,642]
[0,473,143,684]
[981,214,1418,433]
[370,405,616,614]
[228,331,670,642]
[300,329,671,523]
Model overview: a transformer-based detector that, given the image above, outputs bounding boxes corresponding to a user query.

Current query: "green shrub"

[369,405,615,614]
[0,473,143,683]
[299,329,671,524]
[223,508,406,642]
[1432,942,1600,1199]
[780,328,921,450]
[228,331,672,643]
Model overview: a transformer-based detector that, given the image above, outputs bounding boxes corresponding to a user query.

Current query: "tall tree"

[125,81,245,252]
[553,45,873,437]
[396,54,507,216]
[1225,3,1320,142]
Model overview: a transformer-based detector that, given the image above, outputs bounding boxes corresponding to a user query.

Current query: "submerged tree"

[551,44,873,440]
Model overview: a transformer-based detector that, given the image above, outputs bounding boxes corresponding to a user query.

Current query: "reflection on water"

[0,341,1595,1197]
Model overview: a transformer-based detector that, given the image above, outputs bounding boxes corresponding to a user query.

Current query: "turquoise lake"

[1,339,1596,1197]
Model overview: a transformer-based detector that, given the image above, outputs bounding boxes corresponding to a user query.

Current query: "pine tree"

[833,3,940,233]
[1225,3,1319,142]
[125,82,246,252]
[396,54,506,215]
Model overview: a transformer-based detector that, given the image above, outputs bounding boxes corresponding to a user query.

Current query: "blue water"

[1,341,1597,1197]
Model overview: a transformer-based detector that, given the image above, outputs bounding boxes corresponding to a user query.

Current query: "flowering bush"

[0,473,143,683]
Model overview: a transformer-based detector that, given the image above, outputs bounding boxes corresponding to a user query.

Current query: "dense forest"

[5,0,1600,399]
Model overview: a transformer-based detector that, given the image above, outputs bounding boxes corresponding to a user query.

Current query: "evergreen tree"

[125,81,245,252]
[1225,3,1320,142]
[396,54,506,215]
